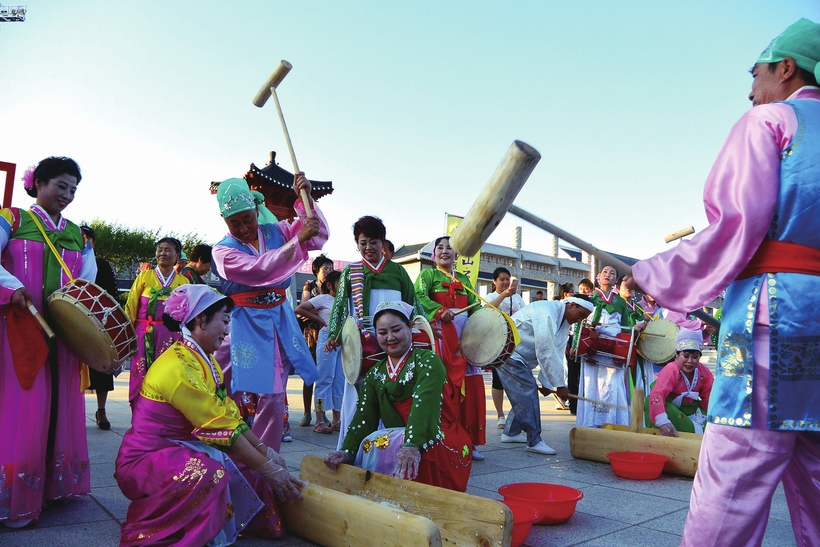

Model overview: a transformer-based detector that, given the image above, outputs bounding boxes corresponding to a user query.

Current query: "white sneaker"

[526,441,556,455]
[472,448,485,461]
[496,417,506,428]
[500,432,527,443]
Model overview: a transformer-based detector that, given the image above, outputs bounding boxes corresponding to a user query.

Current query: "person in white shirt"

[484,267,526,428]
[497,296,593,454]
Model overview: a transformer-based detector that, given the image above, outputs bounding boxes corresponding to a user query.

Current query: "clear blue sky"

[2,1,819,263]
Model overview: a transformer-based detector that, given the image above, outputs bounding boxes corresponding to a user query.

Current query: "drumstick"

[453,302,481,316]
[26,299,56,339]
[566,393,630,412]
[252,60,313,218]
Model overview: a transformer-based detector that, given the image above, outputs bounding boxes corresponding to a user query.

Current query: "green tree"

[81,219,207,278]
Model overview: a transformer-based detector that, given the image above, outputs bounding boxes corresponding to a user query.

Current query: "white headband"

[564,296,594,312]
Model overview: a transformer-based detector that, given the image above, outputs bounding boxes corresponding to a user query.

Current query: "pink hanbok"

[116,339,285,546]
[0,205,96,523]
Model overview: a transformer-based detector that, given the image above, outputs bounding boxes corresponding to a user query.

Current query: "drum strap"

[26,210,75,283]
[349,262,371,339]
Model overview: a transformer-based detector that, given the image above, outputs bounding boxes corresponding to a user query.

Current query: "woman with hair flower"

[0,157,97,528]
[115,285,303,546]
[125,236,189,403]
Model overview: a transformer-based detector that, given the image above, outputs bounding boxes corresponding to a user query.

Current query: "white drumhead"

[460,307,509,367]
[341,316,363,385]
[637,319,679,364]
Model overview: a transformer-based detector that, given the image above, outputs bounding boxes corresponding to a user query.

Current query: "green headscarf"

[216,177,279,224]
[756,18,820,83]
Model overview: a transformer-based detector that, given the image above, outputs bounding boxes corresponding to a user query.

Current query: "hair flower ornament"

[21,165,36,190]
[164,286,191,322]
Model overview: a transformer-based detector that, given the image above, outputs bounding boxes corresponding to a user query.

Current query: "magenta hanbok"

[0,205,96,524]
[124,268,188,402]
[115,338,285,546]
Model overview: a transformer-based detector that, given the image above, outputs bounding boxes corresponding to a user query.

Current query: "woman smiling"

[125,236,189,402]
[0,156,97,528]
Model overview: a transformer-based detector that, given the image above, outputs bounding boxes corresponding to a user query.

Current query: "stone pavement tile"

[32,497,111,527]
[89,460,118,489]
[637,506,687,536]
[0,521,121,547]
[572,524,682,547]
[572,484,689,525]
[760,517,798,546]
[85,431,124,465]
[522,511,631,547]
[90,486,131,522]
[523,457,625,487]
[768,482,792,522]
[601,473,694,503]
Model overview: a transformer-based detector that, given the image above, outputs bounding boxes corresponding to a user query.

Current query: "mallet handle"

[270,86,313,218]
[507,204,720,329]
[509,204,632,274]
[26,299,55,339]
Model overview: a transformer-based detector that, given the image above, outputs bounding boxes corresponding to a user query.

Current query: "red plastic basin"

[501,501,540,547]
[498,482,584,525]
[606,451,669,480]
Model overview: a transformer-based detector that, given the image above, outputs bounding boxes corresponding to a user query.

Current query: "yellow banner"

[445,214,480,288]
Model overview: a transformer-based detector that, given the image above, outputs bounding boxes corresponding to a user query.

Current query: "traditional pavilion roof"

[209,151,333,221]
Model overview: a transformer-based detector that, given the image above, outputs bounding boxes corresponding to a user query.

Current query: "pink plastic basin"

[606,451,669,480]
[498,482,584,525]
[501,500,540,547]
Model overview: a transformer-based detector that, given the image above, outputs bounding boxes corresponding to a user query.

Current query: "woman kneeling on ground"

[115,285,303,547]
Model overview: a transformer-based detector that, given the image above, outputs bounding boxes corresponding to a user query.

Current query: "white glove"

[394,446,421,480]
[256,459,305,503]
[265,446,287,467]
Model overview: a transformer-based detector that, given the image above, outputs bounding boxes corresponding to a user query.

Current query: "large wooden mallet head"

[252,60,293,108]
[450,140,541,257]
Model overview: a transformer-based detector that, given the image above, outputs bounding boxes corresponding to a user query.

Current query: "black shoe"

[96,409,111,430]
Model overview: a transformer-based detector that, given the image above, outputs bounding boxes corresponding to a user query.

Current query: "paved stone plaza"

[0,362,797,547]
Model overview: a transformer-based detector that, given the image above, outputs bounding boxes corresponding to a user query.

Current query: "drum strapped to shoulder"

[48,279,137,374]
[636,319,679,364]
[459,307,516,369]
[575,324,638,369]
[341,315,436,385]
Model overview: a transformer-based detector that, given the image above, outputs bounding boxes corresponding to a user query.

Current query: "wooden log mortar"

[280,481,442,547]
[299,455,512,547]
[569,425,702,477]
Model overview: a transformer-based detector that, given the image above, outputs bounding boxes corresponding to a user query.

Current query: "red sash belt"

[737,240,820,279]
[230,288,287,308]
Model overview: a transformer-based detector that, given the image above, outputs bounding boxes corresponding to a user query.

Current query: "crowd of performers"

[2,17,820,547]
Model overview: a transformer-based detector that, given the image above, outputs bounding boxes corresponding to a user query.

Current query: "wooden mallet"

[252,60,313,218]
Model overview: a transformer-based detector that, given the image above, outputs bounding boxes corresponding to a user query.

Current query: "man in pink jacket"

[627,19,820,547]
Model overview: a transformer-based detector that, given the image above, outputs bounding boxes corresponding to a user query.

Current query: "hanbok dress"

[414,268,485,446]
[577,288,641,427]
[115,338,285,546]
[212,201,327,451]
[125,268,188,402]
[0,205,96,523]
[646,361,714,434]
[327,257,420,448]
[340,348,472,492]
